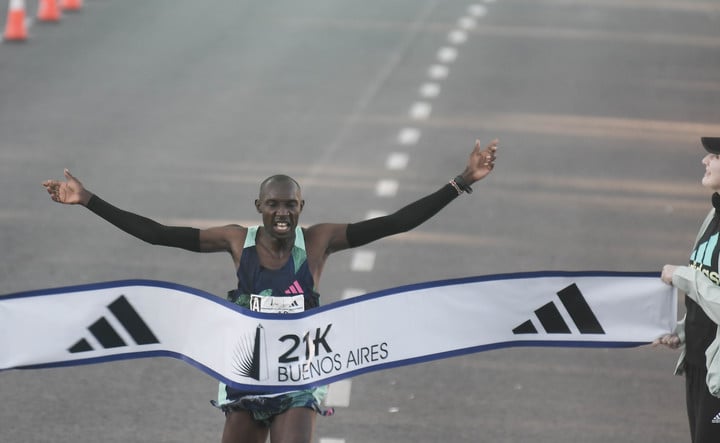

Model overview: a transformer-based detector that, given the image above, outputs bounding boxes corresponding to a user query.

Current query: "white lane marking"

[325,380,353,407]
[468,4,488,16]
[332,3,490,440]
[410,102,432,120]
[437,46,459,63]
[365,210,388,220]
[397,127,421,145]
[350,251,376,271]
[428,64,449,79]
[386,152,409,170]
[375,179,399,197]
[458,16,478,30]
[419,82,441,98]
[342,288,367,299]
[448,29,468,44]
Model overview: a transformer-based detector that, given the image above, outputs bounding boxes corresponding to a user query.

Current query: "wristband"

[452,175,473,194]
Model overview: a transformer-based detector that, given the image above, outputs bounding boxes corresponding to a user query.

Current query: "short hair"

[258,175,301,198]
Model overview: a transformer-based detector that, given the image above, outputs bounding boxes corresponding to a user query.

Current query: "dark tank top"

[228,226,320,310]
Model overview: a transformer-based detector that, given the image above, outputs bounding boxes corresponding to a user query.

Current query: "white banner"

[0,272,676,392]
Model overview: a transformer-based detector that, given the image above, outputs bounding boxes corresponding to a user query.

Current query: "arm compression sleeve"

[346,182,459,248]
[86,195,201,252]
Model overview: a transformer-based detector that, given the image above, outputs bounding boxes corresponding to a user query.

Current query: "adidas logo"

[68,295,159,353]
[513,283,605,335]
[691,233,718,267]
[712,412,720,424]
[284,280,303,295]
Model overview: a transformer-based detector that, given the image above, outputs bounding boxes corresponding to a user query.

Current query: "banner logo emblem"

[68,295,160,353]
[232,324,268,381]
[512,283,605,335]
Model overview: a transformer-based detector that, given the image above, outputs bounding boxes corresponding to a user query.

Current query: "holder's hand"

[652,333,681,349]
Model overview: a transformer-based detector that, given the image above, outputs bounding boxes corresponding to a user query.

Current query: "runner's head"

[256,175,304,238]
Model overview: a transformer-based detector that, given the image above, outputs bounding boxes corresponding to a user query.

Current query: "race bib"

[249,294,304,314]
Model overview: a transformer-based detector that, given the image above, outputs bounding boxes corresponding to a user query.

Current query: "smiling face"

[702,153,720,192]
[255,176,304,239]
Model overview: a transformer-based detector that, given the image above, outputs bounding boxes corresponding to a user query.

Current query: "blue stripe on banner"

[12,340,653,391]
[0,271,674,392]
[1,270,660,310]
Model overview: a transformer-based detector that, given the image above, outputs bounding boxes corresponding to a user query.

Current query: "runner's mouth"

[274,221,291,232]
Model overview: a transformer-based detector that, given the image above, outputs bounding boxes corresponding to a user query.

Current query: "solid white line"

[319,439,346,443]
[375,179,399,197]
[350,251,376,272]
[386,152,409,170]
[397,127,421,145]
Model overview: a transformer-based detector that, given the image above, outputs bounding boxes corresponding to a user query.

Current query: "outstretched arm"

[317,138,498,253]
[42,169,232,253]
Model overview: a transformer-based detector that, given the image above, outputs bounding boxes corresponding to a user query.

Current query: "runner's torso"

[229,226,320,311]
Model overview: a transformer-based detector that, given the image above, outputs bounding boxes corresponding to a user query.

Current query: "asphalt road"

[2,0,720,442]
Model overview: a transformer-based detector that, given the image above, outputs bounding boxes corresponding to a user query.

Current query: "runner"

[42,138,498,443]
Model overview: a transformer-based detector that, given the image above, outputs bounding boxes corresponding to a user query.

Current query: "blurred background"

[1,0,719,442]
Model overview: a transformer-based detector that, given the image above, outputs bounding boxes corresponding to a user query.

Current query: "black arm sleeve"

[86,195,201,252]
[345,182,459,248]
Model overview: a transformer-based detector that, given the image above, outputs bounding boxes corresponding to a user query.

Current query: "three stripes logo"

[512,283,605,335]
[691,233,718,267]
[232,324,268,381]
[68,295,160,353]
[284,280,303,295]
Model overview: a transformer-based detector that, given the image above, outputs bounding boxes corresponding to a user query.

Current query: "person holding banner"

[42,138,498,443]
[657,137,720,443]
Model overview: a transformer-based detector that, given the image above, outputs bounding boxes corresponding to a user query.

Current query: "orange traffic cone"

[3,0,28,41]
[37,0,61,22]
[60,0,81,11]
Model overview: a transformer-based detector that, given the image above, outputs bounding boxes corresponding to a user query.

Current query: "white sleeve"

[673,265,720,325]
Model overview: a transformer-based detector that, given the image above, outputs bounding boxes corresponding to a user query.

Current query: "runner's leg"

[268,407,316,443]
[221,410,269,443]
